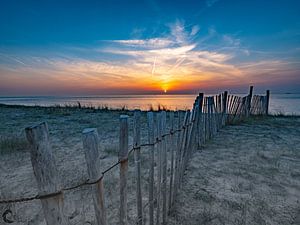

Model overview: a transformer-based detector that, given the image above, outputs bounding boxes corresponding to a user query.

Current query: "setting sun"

[161,83,170,94]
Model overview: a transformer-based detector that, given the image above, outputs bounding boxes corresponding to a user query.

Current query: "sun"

[161,83,169,93]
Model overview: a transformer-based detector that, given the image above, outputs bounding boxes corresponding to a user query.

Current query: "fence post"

[222,91,228,126]
[168,111,174,213]
[25,122,68,225]
[248,86,253,116]
[185,101,198,165]
[217,94,222,130]
[266,90,270,115]
[172,111,182,204]
[133,110,143,225]
[198,93,204,147]
[147,112,155,225]
[205,97,209,140]
[211,97,217,136]
[179,111,190,187]
[156,112,162,225]
[82,128,107,225]
[208,97,213,139]
[204,97,208,143]
[119,115,129,225]
[161,111,167,225]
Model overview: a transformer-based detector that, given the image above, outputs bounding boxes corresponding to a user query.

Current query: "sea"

[0,94,299,115]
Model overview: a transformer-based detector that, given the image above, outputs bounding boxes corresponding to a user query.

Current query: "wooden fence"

[0,87,270,225]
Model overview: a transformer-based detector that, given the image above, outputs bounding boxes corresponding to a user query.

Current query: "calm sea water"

[0,94,299,115]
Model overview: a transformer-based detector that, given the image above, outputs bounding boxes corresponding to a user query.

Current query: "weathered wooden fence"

[0,87,270,225]
[250,90,270,115]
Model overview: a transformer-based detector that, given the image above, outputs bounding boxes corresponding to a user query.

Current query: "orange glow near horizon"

[0,44,295,95]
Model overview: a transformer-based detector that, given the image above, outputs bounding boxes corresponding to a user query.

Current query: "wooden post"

[147,112,155,225]
[217,94,221,130]
[198,93,204,147]
[182,108,192,173]
[185,102,198,167]
[82,128,107,225]
[222,91,228,126]
[161,111,167,225]
[248,86,253,115]
[172,111,182,204]
[25,122,68,225]
[168,111,174,213]
[203,97,208,144]
[156,112,162,225]
[266,90,270,115]
[211,97,216,136]
[179,111,190,187]
[208,97,213,139]
[133,110,143,225]
[205,97,209,141]
[119,115,129,225]
[187,103,197,156]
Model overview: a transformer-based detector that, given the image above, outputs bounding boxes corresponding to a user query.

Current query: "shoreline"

[1,102,300,115]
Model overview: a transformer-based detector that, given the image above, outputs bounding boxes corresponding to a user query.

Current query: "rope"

[0,118,194,205]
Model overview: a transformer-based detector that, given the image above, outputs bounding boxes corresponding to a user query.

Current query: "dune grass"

[0,135,29,154]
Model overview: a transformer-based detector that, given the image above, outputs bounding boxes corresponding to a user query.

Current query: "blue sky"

[0,0,299,95]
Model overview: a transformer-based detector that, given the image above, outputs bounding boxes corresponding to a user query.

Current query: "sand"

[0,105,299,225]
[169,116,300,225]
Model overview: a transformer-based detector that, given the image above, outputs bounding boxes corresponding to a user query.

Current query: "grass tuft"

[0,135,29,154]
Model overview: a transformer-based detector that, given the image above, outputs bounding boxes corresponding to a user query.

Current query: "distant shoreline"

[0,103,299,117]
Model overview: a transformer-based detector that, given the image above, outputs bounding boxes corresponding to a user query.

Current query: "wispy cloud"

[0,19,299,95]
[112,38,174,49]
[191,25,200,36]
[206,0,220,7]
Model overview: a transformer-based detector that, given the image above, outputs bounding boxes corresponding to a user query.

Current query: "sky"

[0,0,299,95]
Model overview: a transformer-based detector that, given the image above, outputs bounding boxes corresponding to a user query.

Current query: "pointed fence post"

[266,90,270,115]
[147,112,155,225]
[179,111,190,187]
[156,112,162,225]
[119,115,129,225]
[172,111,182,204]
[25,122,68,225]
[161,111,168,225]
[198,93,204,147]
[83,128,107,225]
[168,111,174,213]
[222,91,228,126]
[248,86,253,116]
[205,97,209,141]
[134,110,143,225]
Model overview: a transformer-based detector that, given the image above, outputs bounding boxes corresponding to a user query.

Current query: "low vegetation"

[0,135,29,154]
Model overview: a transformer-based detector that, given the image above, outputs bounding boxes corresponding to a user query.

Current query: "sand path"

[169,116,300,225]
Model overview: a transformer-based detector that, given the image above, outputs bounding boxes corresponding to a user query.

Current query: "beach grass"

[0,135,29,154]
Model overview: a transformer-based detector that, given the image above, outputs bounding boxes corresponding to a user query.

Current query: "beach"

[169,116,300,225]
[0,104,299,224]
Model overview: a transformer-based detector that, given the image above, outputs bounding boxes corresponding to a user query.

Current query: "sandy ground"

[0,105,172,225]
[0,105,299,225]
[169,116,300,225]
